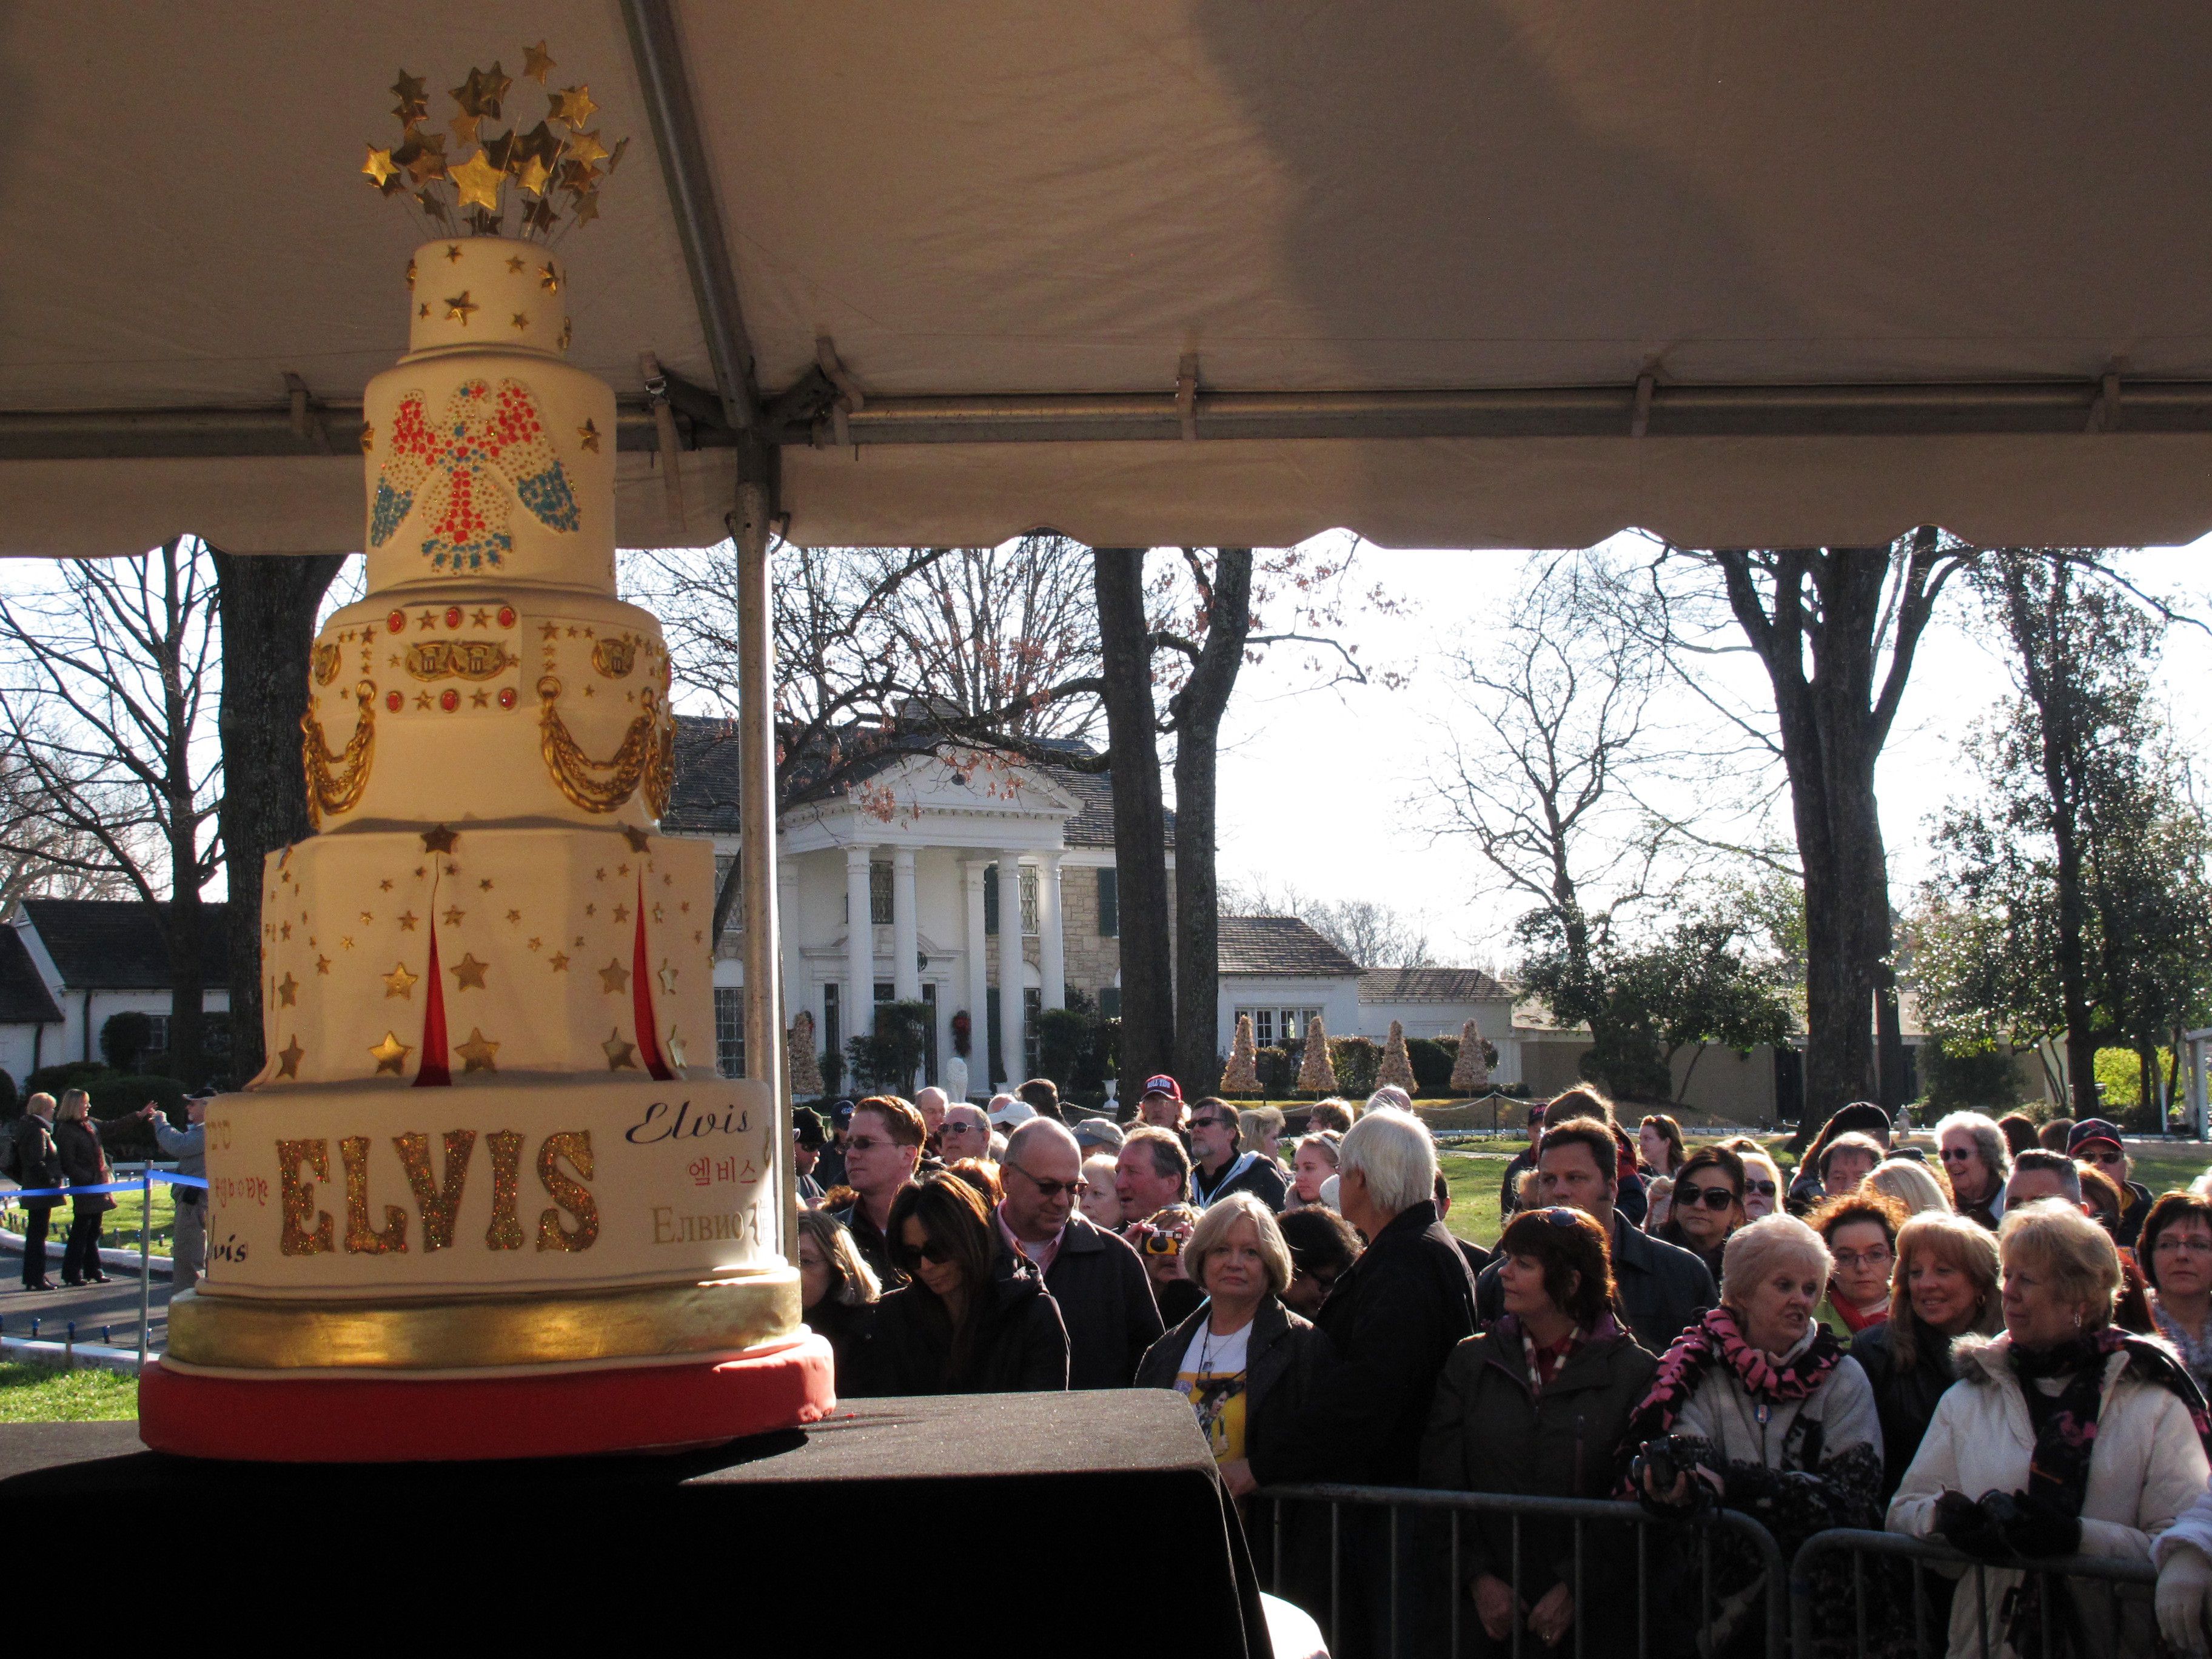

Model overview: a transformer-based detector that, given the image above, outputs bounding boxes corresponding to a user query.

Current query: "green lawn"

[0,1184,176,1254]
[0,1362,136,1422]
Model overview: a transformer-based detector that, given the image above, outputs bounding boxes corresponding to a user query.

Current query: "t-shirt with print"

[1175,1316,1254,1464]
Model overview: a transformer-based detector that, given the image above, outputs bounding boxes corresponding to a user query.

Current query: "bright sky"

[1207,543,2212,971]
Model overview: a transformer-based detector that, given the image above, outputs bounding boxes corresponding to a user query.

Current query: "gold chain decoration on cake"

[537,677,672,815]
[301,680,378,828]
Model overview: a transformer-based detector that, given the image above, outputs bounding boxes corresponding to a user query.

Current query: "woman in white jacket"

[1889,1199,2212,1659]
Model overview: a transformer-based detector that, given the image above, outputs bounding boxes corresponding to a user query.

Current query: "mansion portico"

[665,719,1158,1096]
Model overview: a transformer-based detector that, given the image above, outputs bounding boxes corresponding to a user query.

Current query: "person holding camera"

[1889,1200,2211,1659]
[140,1092,209,1290]
[1128,1202,1204,1326]
[1623,1213,1884,1657]
[1422,1206,1656,1654]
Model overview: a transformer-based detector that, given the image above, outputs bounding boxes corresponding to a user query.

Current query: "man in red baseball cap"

[2068,1118,2153,1245]
[1136,1074,1188,1147]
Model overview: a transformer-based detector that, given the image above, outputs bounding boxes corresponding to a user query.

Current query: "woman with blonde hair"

[53,1090,115,1286]
[1849,1211,2001,1500]
[1136,1193,1332,1497]
[1865,1157,1952,1219]
[1889,1201,2212,1658]
[1284,1130,1340,1212]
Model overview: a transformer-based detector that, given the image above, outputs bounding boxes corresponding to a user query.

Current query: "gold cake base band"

[165,1270,799,1373]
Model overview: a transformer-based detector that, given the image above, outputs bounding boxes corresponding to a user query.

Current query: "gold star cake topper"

[361,46,627,247]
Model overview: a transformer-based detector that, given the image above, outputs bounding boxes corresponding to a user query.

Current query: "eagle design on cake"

[370,377,581,572]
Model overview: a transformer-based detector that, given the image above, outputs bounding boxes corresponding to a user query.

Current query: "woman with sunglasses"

[846,1173,1068,1396]
[1422,1205,1655,1655]
[1651,1144,1745,1286]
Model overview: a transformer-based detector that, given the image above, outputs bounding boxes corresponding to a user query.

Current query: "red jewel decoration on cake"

[440,689,460,712]
[387,609,406,633]
[498,686,518,709]
[497,606,516,628]
[444,605,463,628]
[386,691,404,712]
[367,378,581,572]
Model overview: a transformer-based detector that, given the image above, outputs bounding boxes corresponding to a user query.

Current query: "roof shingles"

[1359,967,1510,1003]
[1217,916,1363,977]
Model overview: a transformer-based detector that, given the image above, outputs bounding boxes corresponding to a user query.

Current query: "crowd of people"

[791,1077,2212,1656]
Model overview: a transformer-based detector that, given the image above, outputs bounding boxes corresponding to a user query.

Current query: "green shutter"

[984,862,999,935]
[1097,866,1118,937]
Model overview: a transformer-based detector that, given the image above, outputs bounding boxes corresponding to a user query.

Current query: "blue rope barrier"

[0,1171,207,1201]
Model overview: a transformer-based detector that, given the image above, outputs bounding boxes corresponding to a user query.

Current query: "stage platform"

[0,1390,1271,1652]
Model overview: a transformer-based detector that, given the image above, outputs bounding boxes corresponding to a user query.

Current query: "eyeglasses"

[1939,1146,1974,1162]
[1831,1247,1894,1270]
[1191,1116,1232,1131]
[1006,1162,1089,1200]
[2154,1235,2212,1256]
[1746,1180,1778,1198]
[846,1135,898,1155]
[941,1120,988,1137]
[1676,1183,1738,1212]
[2080,1148,2125,1166]
[893,1238,955,1269]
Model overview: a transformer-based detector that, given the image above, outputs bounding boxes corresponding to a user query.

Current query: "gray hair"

[1186,1192,1295,1297]
[1937,1110,2013,1187]
[1339,1106,1437,1215]
[1366,1086,1414,1113]
[1720,1213,1832,1312]
[2007,1148,2083,1205]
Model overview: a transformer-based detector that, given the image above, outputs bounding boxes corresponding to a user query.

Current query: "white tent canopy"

[10,1,2212,554]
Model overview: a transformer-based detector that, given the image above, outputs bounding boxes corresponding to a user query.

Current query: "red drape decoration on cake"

[415,920,451,1087]
[631,871,675,1081]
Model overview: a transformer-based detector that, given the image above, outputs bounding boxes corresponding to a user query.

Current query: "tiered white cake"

[169,240,790,1371]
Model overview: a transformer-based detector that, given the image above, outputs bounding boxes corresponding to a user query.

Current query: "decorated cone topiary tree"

[789,1011,825,1099]
[1296,1014,1336,1096]
[1376,1019,1418,1096]
[1448,1019,1490,1095]
[1220,1013,1262,1096]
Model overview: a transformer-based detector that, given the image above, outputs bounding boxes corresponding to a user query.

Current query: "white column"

[845,845,876,1037]
[891,847,920,1002]
[963,860,990,1097]
[1038,851,1065,1016]
[997,851,1027,1086]
[776,857,801,1030]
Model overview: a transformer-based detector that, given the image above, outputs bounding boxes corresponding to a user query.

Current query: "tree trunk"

[1093,548,1175,1092]
[213,549,346,1086]
[1171,551,1252,1093]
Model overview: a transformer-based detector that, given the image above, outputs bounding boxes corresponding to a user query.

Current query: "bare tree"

[0,731,138,911]
[0,539,224,1081]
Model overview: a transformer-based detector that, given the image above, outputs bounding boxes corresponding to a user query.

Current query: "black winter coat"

[804,1295,877,1395]
[1136,1293,1335,1469]
[1478,1212,1715,1356]
[1012,1208,1162,1389]
[55,1120,114,1215]
[1248,1200,1478,1487]
[845,1253,1068,1396]
[1189,1152,1289,1212]
[1845,1314,1962,1501]
[1419,1317,1658,1634]
[10,1116,61,1213]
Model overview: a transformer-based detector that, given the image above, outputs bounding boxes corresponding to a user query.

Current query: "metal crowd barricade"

[1255,1482,1788,1659]
[1788,1527,2161,1659]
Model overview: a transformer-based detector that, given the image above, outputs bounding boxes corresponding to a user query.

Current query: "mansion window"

[984,862,1040,937]
[714,986,745,1078]
[1096,867,1118,936]
[870,860,893,925]
[713,854,743,934]
[1239,1007,1321,1048]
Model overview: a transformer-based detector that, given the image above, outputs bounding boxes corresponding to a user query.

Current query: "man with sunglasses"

[1187,1096,1288,1211]
[996,1118,1163,1387]
[2068,1118,2153,1246]
[831,1096,926,1282]
[1475,1116,1714,1353]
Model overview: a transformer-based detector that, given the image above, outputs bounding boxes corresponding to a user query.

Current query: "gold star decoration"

[279,921,292,941]
[443,242,464,263]
[449,110,481,149]
[450,146,504,214]
[540,261,560,293]
[524,41,555,84]
[478,878,494,891]
[443,905,466,927]
[404,256,417,290]
[526,195,560,236]
[414,690,434,709]
[551,84,598,127]
[603,1030,638,1071]
[276,1037,306,1079]
[549,951,571,971]
[421,825,458,853]
[451,62,512,119]
[391,70,429,127]
[598,958,629,993]
[471,608,491,626]
[577,418,601,452]
[570,190,602,229]
[417,302,431,320]
[666,1029,689,1068]
[369,1031,413,1076]
[358,910,374,925]
[340,936,355,951]
[515,153,553,197]
[363,144,398,188]
[315,954,332,976]
[380,879,394,891]
[658,960,679,994]
[444,288,481,326]
[451,953,490,990]
[612,903,630,923]
[622,825,652,853]
[506,908,521,923]
[565,127,610,168]
[275,973,299,1008]
[528,936,543,951]
[456,1027,500,1073]
[359,421,375,454]
[383,962,419,999]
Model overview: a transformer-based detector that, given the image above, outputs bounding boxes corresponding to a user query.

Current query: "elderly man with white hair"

[913,1085,950,1147]
[996,1116,1163,1389]
[1247,1107,1478,1649]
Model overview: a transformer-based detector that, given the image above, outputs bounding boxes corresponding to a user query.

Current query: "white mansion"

[665,718,1518,1099]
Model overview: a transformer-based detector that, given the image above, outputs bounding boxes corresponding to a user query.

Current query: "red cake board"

[136,1334,835,1463]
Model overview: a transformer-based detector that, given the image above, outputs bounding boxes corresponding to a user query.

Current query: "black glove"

[1997,1489,2082,1561]
[1934,1490,2010,1562]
